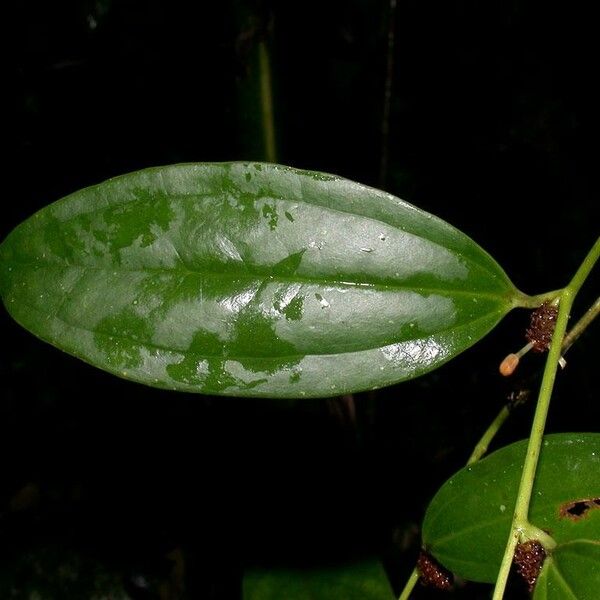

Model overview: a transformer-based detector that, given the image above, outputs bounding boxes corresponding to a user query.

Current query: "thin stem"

[567,237,600,291]
[467,405,511,465]
[258,40,277,163]
[492,293,571,600]
[513,292,572,519]
[492,530,521,600]
[492,236,600,600]
[403,246,597,600]
[517,288,563,309]
[397,567,419,600]
[562,295,600,354]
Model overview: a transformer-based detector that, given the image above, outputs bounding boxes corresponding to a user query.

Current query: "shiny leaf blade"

[422,433,600,583]
[0,163,528,397]
[534,540,600,600]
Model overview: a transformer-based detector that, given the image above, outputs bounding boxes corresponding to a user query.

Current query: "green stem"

[467,405,511,465]
[562,294,600,354]
[518,288,563,309]
[397,567,420,600]
[568,237,600,290]
[258,40,277,163]
[492,236,600,600]
[470,292,599,466]
[473,291,600,466]
[513,293,572,517]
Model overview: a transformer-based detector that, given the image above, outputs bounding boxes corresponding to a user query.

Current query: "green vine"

[397,236,600,600]
[492,236,600,599]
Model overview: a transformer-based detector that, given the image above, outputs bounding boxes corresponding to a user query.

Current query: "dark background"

[2,0,598,598]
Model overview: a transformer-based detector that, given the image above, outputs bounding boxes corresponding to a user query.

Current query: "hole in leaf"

[559,497,600,520]
[566,501,590,517]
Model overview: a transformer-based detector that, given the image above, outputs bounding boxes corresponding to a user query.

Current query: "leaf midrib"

[3,258,516,304]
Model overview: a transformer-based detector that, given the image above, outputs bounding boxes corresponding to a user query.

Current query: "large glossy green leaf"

[0,162,530,397]
[422,433,600,583]
[534,540,600,600]
[243,559,395,600]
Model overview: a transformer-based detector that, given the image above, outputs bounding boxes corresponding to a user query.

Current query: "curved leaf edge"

[0,162,539,397]
[422,433,600,584]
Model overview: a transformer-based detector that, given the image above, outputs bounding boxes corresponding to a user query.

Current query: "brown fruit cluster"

[417,551,453,590]
[514,540,546,592]
[526,302,558,352]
